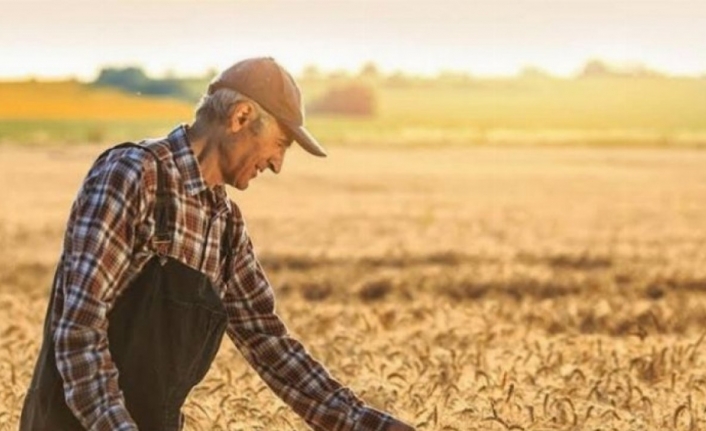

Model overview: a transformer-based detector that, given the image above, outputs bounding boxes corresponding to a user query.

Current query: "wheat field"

[1,143,706,430]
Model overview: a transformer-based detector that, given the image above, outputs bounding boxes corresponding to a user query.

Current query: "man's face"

[222,118,293,190]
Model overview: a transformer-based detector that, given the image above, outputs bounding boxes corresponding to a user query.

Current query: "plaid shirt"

[50,125,393,431]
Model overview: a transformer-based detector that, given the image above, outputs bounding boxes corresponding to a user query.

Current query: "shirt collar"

[166,125,210,196]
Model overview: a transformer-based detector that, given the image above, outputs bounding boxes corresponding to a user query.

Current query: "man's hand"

[388,418,416,431]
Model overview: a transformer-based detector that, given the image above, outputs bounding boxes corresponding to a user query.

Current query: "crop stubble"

[1,145,706,430]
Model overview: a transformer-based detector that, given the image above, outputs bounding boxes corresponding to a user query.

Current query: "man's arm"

[54,150,149,430]
[223,218,410,431]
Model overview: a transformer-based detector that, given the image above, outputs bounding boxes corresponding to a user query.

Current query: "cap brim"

[285,124,327,157]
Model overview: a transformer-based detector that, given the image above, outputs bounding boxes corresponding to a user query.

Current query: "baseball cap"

[207,57,327,157]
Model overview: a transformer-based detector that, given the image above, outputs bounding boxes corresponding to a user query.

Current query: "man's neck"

[186,123,224,188]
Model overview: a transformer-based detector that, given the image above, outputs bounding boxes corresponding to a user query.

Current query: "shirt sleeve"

[223,217,393,431]
[54,149,149,431]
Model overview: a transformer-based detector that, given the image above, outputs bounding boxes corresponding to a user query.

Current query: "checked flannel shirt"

[49,125,392,431]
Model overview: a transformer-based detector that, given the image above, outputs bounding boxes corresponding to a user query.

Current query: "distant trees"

[579,59,665,78]
[519,66,552,79]
[95,67,149,90]
[579,60,612,78]
[358,62,380,80]
[302,59,669,85]
[88,59,678,120]
[93,66,197,100]
[301,64,322,81]
[308,82,377,116]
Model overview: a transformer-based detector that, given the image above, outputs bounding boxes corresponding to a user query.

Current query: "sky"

[1,0,705,80]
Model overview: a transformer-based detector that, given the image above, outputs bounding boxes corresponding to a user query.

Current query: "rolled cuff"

[88,402,138,431]
[353,406,394,431]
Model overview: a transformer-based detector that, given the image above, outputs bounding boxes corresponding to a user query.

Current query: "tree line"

[91,59,693,117]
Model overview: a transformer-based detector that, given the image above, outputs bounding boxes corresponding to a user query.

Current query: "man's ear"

[228,101,255,134]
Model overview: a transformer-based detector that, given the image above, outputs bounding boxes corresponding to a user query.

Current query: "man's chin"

[233,180,250,191]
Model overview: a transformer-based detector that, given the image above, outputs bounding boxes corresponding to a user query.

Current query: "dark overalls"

[20,143,233,430]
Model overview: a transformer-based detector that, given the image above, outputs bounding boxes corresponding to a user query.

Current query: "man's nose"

[269,159,282,174]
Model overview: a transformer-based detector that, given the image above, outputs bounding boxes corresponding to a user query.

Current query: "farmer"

[20,57,414,431]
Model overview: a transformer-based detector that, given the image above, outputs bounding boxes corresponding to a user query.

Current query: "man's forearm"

[54,316,137,430]
[227,326,393,431]
[223,279,392,430]
[224,225,402,430]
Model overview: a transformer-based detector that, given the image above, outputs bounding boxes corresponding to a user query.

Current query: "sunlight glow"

[0,0,704,80]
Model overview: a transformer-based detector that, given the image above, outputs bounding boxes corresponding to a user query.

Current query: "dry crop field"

[1,143,706,430]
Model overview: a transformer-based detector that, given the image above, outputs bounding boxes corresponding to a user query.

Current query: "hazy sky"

[1,0,705,80]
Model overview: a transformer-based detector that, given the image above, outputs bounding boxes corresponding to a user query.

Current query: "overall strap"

[109,142,173,256]
[222,214,234,284]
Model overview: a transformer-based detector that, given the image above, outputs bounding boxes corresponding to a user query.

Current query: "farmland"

[2,76,706,148]
[1,143,706,430]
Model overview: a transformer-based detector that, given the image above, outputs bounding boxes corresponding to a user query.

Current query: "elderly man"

[20,57,414,431]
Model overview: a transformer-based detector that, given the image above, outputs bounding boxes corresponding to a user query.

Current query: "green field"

[0,119,183,146]
[2,76,706,147]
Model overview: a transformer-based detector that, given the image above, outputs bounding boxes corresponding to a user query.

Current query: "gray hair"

[194,88,272,131]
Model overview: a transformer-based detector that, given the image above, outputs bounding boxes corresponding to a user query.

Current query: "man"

[20,57,414,431]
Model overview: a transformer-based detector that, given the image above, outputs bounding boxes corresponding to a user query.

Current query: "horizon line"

[2,59,705,82]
